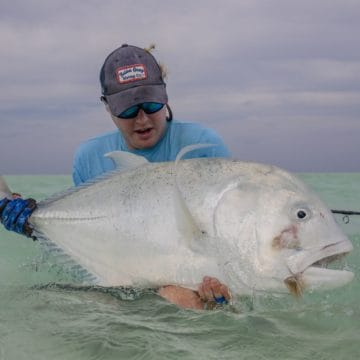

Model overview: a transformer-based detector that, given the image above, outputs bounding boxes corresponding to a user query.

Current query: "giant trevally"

[0,147,354,297]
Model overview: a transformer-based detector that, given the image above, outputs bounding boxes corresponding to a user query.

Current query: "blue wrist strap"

[2,198,28,232]
[1,198,34,235]
[0,198,9,210]
[15,207,34,234]
[214,296,228,304]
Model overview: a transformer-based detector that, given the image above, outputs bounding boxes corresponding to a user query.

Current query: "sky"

[0,0,359,174]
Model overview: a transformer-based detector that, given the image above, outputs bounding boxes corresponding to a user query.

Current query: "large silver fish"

[0,147,354,297]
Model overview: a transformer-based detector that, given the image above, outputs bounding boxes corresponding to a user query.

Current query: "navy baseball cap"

[100,44,168,116]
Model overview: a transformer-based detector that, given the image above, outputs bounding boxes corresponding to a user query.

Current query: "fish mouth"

[309,252,348,270]
[285,242,354,296]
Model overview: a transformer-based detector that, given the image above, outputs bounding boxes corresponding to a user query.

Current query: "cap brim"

[106,84,168,117]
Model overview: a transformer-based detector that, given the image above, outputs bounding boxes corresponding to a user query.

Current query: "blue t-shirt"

[73,120,231,185]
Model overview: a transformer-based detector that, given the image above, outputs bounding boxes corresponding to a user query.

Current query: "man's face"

[110,105,167,150]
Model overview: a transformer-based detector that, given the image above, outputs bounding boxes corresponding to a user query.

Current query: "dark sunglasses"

[117,102,165,119]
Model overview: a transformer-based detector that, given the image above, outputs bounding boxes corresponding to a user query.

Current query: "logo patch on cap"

[116,64,147,84]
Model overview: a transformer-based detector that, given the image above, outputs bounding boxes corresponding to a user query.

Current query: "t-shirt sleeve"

[71,133,118,186]
[200,128,231,158]
[72,146,86,186]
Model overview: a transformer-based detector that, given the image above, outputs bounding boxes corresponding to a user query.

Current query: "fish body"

[0,153,354,296]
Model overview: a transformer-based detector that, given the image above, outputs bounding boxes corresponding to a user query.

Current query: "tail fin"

[0,176,13,200]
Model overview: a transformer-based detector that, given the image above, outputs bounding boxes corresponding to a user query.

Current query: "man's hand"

[158,277,230,310]
[197,276,231,305]
[0,197,37,238]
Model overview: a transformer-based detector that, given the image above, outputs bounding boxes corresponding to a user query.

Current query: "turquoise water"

[0,174,359,360]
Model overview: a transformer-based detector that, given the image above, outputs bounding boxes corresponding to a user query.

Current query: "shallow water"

[0,174,359,360]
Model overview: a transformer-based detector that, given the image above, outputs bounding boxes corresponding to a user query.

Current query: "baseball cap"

[100,44,168,116]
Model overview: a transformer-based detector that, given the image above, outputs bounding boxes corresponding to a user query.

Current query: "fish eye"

[291,204,312,222]
[297,210,307,219]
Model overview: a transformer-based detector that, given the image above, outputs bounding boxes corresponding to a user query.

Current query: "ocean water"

[0,174,359,360]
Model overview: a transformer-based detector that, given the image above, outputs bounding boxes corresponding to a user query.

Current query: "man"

[0,44,231,309]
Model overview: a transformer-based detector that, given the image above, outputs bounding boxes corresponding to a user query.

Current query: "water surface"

[0,174,359,360]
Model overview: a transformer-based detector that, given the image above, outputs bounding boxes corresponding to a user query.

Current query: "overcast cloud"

[0,0,359,174]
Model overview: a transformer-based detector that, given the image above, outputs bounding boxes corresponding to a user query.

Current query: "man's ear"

[100,96,111,113]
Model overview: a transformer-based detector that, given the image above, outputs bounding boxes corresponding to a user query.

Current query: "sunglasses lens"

[118,105,139,119]
[142,102,164,114]
[117,103,164,119]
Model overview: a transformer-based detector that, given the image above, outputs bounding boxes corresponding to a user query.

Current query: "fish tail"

[0,176,13,199]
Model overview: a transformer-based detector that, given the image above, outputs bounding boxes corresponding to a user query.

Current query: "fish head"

[212,167,354,296]
[277,195,353,296]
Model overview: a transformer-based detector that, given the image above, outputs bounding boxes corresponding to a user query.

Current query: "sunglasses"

[117,102,165,119]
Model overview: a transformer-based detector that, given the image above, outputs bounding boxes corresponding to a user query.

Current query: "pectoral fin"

[175,143,216,164]
[173,145,217,251]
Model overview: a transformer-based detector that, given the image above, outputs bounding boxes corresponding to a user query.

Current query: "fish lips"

[285,239,354,295]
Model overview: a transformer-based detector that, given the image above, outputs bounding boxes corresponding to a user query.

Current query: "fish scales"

[0,154,354,297]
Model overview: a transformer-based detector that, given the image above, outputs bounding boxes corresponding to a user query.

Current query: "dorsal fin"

[40,153,148,207]
[105,151,149,171]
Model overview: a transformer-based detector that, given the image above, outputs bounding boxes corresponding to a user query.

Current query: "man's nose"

[134,109,149,123]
